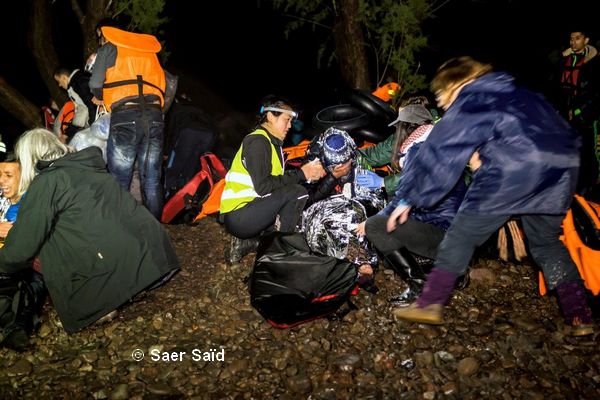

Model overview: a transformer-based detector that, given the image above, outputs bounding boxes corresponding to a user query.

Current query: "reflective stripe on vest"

[220,129,283,213]
[101,26,166,111]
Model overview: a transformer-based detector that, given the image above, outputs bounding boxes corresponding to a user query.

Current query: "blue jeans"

[107,106,164,219]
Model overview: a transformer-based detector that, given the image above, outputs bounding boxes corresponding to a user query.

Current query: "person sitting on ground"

[302,127,355,207]
[220,96,325,264]
[0,151,46,350]
[355,96,434,196]
[356,102,468,305]
[389,56,595,337]
[0,129,180,334]
[301,128,378,290]
[54,67,97,139]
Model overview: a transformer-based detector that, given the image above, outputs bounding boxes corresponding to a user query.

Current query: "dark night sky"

[0,0,597,146]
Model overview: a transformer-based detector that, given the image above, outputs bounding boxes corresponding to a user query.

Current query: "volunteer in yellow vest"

[220,96,325,264]
[89,20,166,219]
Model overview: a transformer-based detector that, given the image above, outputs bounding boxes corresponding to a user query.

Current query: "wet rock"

[469,268,496,285]
[333,354,362,372]
[285,374,312,394]
[7,359,33,376]
[457,357,479,377]
[38,322,52,338]
[147,382,172,395]
[109,384,128,400]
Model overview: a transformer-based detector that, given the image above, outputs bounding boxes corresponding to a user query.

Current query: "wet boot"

[393,268,458,325]
[556,282,594,337]
[226,235,260,265]
[384,249,427,306]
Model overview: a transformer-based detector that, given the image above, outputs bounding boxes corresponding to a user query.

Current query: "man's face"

[0,162,21,202]
[570,32,589,53]
[54,74,69,90]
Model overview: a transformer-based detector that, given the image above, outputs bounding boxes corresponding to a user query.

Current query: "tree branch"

[70,0,85,24]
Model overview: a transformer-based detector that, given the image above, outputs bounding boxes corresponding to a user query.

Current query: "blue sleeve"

[392,111,494,209]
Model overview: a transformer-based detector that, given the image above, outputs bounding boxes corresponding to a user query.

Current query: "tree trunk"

[30,0,68,107]
[332,0,370,90]
[0,76,44,129]
[71,0,112,60]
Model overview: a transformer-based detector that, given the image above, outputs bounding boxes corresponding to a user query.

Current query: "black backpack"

[249,232,359,328]
[0,273,37,345]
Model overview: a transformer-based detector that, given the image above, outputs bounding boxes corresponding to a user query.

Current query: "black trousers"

[224,184,308,239]
[435,211,581,290]
[365,214,445,259]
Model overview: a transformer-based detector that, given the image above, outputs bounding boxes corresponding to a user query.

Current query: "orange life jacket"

[101,26,166,111]
[372,82,400,102]
[539,195,600,296]
[57,101,75,135]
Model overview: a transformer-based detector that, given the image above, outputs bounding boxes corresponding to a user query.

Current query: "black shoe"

[388,280,424,306]
[455,273,470,291]
[226,236,260,264]
[2,328,30,352]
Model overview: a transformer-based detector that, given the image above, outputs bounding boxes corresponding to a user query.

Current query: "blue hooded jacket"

[389,72,580,216]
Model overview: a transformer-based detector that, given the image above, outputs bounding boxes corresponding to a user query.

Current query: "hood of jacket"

[36,146,106,174]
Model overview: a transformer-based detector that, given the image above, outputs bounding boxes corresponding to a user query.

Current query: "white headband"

[261,106,298,119]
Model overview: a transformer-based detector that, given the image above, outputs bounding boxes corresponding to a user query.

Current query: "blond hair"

[431,56,492,109]
[14,128,70,195]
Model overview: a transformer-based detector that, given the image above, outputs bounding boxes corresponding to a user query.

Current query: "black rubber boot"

[383,249,427,306]
[226,235,260,265]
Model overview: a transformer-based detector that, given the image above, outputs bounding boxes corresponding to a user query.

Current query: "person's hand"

[331,160,352,179]
[0,221,14,238]
[355,221,366,236]
[301,159,326,181]
[469,151,482,171]
[356,170,384,189]
[387,204,411,232]
[91,97,104,106]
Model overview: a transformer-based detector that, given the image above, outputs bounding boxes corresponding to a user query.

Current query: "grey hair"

[14,128,70,195]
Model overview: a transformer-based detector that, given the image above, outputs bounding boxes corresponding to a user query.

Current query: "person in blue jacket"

[356,103,468,305]
[391,56,594,336]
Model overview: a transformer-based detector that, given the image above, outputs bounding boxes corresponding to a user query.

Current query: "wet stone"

[286,374,313,394]
[109,384,129,400]
[7,359,33,376]
[457,357,479,377]
[333,354,362,372]
[146,382,172,395]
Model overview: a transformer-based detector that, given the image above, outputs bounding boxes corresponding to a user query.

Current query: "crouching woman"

[0,129,180,334]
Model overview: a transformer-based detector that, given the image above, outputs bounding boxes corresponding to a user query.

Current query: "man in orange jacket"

[89,20,166,219]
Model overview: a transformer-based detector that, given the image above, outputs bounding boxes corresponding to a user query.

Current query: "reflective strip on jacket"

[220,129,284,213]
[101,26,166,111]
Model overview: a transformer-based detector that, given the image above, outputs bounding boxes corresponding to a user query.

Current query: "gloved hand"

[356,170,384,189]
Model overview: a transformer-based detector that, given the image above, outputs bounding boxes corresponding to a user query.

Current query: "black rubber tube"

[344,89,397,124]
[312,104,370,132]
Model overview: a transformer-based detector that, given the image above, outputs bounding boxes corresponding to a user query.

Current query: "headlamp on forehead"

[260,106,298,119]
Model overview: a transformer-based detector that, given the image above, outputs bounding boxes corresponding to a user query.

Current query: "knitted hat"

[388,104,433,127]
[321,127,356,167]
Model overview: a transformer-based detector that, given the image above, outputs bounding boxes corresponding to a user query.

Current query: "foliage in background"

[271,0,448,104]
[111,0,170,61]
